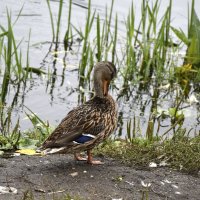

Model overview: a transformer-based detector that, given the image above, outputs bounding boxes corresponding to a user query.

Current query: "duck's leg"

[74,153,87,161]
[87,150,104,165]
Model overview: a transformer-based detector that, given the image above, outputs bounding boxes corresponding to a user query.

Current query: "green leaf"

[23,67,46,75]
[171,26,189,45]
[186,10,200,66]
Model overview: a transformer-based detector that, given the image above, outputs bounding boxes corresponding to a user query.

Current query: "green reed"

[123,1,136,86]
[23,30,30,81]
[56,0,63,47]
[0,8,32,142]
[0,31,7,59]
[46,0,64,47]
[64,0,72,50]
[112,13,118,63]
[79,0,96,80]
[0,9,31,104]
[140,0,172,80]
[46,0,55,42]
[1,10,13,104]
[77,0,118,83]
[104,0,114,60]
[185,0,200,66]
[96,14,101,62]
[118,0,174,95]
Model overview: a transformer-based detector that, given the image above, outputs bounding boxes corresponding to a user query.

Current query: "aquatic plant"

[46,0,55,42]
[79,0,96,82]
[171,0,200,69]
[64,0,73,50]
[0,8,30,104]
[46,0,64,49]
[0,8,35,148]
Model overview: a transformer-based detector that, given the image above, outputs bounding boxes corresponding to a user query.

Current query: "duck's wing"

[41,103,105,149]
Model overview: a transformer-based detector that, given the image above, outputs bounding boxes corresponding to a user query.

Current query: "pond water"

[0,0,200,138]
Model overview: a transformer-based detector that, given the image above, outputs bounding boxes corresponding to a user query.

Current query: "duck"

[38,61,118,164]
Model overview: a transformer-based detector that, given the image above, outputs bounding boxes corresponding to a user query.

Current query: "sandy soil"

[0,154,199,200]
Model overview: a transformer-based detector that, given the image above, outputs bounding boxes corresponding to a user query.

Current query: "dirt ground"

[0,154,199,200]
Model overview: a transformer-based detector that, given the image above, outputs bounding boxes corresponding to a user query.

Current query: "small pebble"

[175,191,181,195]
[70,172,78,177]
[172,184,178,189]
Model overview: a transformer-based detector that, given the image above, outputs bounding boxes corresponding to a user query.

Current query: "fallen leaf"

[0,186,17,194]
[15,149,41,156]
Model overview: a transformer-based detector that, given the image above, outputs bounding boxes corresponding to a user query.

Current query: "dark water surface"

[0,0,199,137]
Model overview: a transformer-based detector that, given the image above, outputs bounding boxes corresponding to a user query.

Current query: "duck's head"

[93,61,117,98]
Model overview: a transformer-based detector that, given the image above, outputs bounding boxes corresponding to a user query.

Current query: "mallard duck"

[39,61,118,164]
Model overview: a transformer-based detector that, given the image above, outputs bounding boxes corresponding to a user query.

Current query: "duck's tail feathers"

[36,147,65,155]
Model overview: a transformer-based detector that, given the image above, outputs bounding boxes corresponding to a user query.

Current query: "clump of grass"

[73,0,117,85]
[0,8,33,146]
[95,129,200,174]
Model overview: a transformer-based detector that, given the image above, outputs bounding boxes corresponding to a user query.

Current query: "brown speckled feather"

[41,94,117,153]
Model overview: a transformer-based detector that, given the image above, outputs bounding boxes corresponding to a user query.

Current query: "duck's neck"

[94,79,105,98]
[94,73,104,98]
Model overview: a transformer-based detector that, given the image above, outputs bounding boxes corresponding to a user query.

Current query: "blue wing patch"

[74,134,95,144]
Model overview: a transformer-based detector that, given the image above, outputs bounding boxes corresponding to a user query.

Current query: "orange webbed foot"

[87,150,104,165]
[74,153,87,161]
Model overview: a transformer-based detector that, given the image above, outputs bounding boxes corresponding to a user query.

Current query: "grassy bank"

[95,131,200,174]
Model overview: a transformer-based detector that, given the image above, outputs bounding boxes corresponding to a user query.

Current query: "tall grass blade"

[96,14,101,62]
[64,0,72,50]
[104,0,114,60]
[1,10,13,104]
[55,0,63,47]
[171,27,189,45]
[25,30,31,80]
[112,14,118,63]
[184,0,200,66]
[46,0,55,42]
[79,0,96,79]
